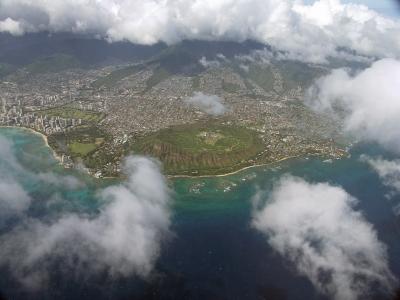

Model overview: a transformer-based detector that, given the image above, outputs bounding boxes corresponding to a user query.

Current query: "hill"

[131,123,265,176]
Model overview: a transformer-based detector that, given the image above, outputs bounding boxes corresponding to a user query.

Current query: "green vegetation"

[232,60,325,93]
[69,142,97,156]
[145,67,171,91]
[131,123,265,176]
[0,63,14,78]
[48,126,106,158]
[246,64,275,91]
[69,141,100,156]
[154,47,204,74]
[222,80,241,93]
[25,54,80,74]
[35,105,105,123]
[192,76,200,89]
[230,63,256,92]
[275,60,325,90]
[144,46,204,91]
[92,64,144,88]
[48,126,127,176]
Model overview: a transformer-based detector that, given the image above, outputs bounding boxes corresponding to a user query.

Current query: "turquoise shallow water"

[0,127,400,300]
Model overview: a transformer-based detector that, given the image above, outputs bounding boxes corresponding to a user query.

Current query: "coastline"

[168,150,348,179]
[0,126,344,180]
[167,156,301,179]
[0,126,64,164]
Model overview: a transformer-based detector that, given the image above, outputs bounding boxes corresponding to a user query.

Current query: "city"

[0,52,346,177]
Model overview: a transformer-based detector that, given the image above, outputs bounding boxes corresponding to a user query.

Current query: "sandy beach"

[0,126,333,180]
[167,155,302,179]
[0,126,63,164]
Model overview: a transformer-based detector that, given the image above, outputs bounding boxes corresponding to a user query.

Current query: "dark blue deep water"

[0,127,399,300]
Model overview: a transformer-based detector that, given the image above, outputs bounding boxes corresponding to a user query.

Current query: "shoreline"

[0,126,64,164]
[166,156,301,179]
[0,126,344,180]
[168,150,348,179]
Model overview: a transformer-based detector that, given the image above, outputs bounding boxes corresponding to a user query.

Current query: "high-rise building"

[1,98,6,114]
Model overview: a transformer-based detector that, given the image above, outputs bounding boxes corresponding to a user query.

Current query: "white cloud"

[0,181,31,215]
[252,176,396,300]
[0,135,84,192]
[0,137,31,216]
[185,92,227,116]
[306,58,400,152]
[239,64,249,72]
[0,136,25,171]
[199,56,221,68]
[36,172,84,189]
[0,17,23,35]
[0,0,399,63]
[361,155,400,195]
[199,53,230,68]
[0,156,172,289]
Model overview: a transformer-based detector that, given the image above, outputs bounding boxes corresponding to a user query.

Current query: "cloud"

[252,176,396,300]
[36,172,84,189]
[184,92,227,116]
[305,58,400,152]
[0,0,399,63]
[0,17,23,35]
[199,53,230,68]
[0,133,82,219]
[0,156,172,289]
[0,137,31,216]
[0,181,31,215]
[199,56,221,68]
[361,155,400,195]
[0,135,84,192]
[238,44,375,66]
[0,136,25,172]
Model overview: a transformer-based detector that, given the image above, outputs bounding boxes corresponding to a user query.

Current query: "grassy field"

[92,64,144,88]
[48,126,126,176]
[68,137,104,156]
[69,142,98,156]
[48,126,106,157]
[35,106,105,123]
[131,123,265,175]
[26,54,80,74]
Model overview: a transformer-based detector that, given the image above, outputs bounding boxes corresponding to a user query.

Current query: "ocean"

[0,127,399,300]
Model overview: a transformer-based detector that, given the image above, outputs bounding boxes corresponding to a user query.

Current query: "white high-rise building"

[1,98,6,114]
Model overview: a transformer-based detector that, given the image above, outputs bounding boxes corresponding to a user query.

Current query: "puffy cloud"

[184,92,227,116]
[361,155,400,196]
[0,156,172,289]
[0,135,84,192]
[0,135,25,172]
[306,58,400,152]
[36,172,84,189]
[199,53,229,68]
[252,176,396,300]
[199,56,221,68]
[0,137,31,216]
[0,0,399,63]
[239,44,375,65]
[0,17,23,35]
[0,181,31,215]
